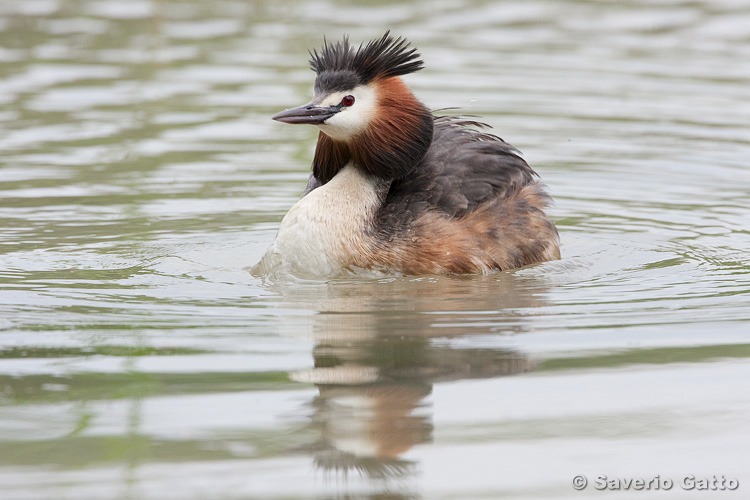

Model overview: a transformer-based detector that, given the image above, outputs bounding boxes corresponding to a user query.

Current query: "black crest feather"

[309,31,424,87]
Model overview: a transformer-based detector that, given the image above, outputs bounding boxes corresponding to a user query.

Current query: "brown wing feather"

[373,182,559,274]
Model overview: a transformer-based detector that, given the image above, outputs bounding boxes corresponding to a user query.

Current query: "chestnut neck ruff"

[313,77,434,184]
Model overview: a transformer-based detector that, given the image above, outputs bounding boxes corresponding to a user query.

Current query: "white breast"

[255,163,382,277]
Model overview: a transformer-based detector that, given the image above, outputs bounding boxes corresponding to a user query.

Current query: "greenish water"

[2,1,750,499]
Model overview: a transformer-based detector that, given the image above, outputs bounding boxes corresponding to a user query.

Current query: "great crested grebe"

[255,32,560,277]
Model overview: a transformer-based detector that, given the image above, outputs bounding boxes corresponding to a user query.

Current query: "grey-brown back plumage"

[377,116,541,228]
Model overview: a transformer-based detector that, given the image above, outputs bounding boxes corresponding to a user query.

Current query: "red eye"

[342,95,355,107]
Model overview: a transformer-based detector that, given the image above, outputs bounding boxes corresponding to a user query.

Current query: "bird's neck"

[312,77,434,184]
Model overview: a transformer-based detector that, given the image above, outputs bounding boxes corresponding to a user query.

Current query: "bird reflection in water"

[281,273,546,486]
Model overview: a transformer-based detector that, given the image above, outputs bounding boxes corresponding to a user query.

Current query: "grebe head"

[272,32,434,183]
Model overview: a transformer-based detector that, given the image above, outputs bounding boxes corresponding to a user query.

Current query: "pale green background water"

[1,1,750,499]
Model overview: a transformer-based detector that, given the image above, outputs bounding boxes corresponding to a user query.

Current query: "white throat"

[256,163,385,277]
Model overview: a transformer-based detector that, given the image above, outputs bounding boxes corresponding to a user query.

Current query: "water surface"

[2,1,750,499]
